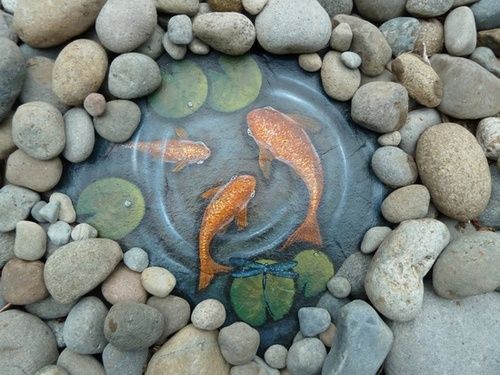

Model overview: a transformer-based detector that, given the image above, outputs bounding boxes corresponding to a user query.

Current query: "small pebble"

[335,251,372,299]
[83,93,106,117]
[191,298,226,330]
[162,32,187,60]
[71,223,98,241]
[361,226,392,254]
[371,146,418,188]
[377,131,401,146]
[46,319,66,349]
[124,247,149,272]
[319,323,337,347]
[35,365,68,375]
[0,258,48,304]
[101,263,148,304]
[31,201,48,223]
[327,276,351,298]
[286,338,327,375]
[168,15,193,45]
[93,100,141,143]
[188,38,210,55]
[330,22,353,52]
[14,220,46,260]
[242,0,268,15]
[141,266,176,297]
[102,344,149,375]
[62,108,95,163]
[48,221,72,246]
[39,201,60,224]
[476,117,500,161]
[298,53,322,72]
[218,322,260,366]
[264,344,287,369]
[298,307,331,337]
[340,51,362,69]
[135,24,165,60]
[381,184,431,223]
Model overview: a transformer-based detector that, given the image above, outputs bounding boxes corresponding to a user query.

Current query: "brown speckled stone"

[1,258,48,304]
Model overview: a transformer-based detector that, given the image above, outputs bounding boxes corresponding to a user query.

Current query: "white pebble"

[191,298,226,330]
[141,266,176,297]
[340,51,362,69]
[71,223,98,241]
[242,0,268,15]
[327,276,351,298]
[378,131,401,146]
[47,221,72,246]
[189,38,210,55]
[124,247,149,272]
[361,226,392,254]
[49,193,76,224]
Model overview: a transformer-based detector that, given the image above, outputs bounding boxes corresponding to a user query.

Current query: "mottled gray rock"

[416,123,491,221]
[445,6,477,56]
[255,0,331,54]
[398,108,441,155]
[365,219,450,321]
[63,108,95,163]
[168,15,193,45]
[333,15,392,76]
[94,100,141,143]
[414,18,444,56]
[108,53,161,99]
[35,365,69,375]
[0,185,40,232]
[96,0,157,53]
[317,0,352,17]
[431,54,500,119]
[353,0,405,22]
[48,193,75,224]
[380,17,421,57]
[321,51,360,101]
[162,32,187,60]
[191,298,226,330]
[381,184,431,223]
[470,0,500,31]
[64,297,108,354]
[102,344,149,375]
[44,239,123,304]
[327,276,351,298]
[47,221,72,246]
[57,348,105,375]
[71,223,98,241]
[378,131,401,146]
[287,338,326,375]
[83,92,106,117]
[264,345,287,369]
[340,51,361,69]
[0,231,15,267]
[14,220,46,260]
[322,300,393,375]
[479,165,499,229]
[360,226,392,254]
[470,47,500,78]
[371,146,418,188]
[26,296,75,320]
[124,247,149,272]
[336,251,372,299]
[298,307,331,337]
[147,295,191,344]
[330,22,352,52]
[104,301,164,351]
[385,285,500,375]
[136,24,165,60]
[0,310,58,375]
[38,201,60,224]
[219,322,260,366]
[351,82,408,134]
[0,37,25,122]
[406,0,454,17]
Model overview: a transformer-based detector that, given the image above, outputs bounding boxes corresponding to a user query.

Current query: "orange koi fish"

[198,175,257,290]
[123,128,211,172]
[247,107,324,249]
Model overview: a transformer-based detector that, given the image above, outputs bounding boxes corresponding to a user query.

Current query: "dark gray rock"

[380,17,421,57]
[480,165,500,229]
[335,251,372,299]
[57,348,105,375]
[0,185,40,232]
[102,344,149,375]
[471,0,500,31]
[0,38,25,122]
[354,0,406,22]
[316,293,350,323]
[26,296,75,320]
[298,307,331,337]
[147,295,191,344]
[93,100,141,143]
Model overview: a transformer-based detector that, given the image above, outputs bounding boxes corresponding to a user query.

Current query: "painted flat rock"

[58,52,386,347]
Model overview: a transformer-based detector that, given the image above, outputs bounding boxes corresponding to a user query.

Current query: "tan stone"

[1,258,48,304]
[208,0,243,11]
[414,18,444,56]
[101,263,147,304]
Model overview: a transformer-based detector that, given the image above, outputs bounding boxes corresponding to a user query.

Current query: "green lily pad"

[207,55,262,113]
[230,259,295,327]
[149,60,208,119]
[294,250,334,298]
[76,178,145,240]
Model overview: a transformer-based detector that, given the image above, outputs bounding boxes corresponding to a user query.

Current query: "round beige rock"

[0,258,48,305]
[102,263,147,304]
[83,93,106,117]
[476,117,500,161]
[321,51,360,102]
[191,298,226,330]
[52,39,108,106]
[141,266,176,297]
[13,0,106,48]
[392,53,442,108]
[416,123,491,221]
[381,184,430,223]
[6,149,62,192]
[298,53,322,72]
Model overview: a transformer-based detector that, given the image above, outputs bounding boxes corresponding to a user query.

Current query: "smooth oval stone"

[93,100,141,143]
[371,146,418,188]
[264,344,287,369]
[63,108,95,163]
[333,15,392,76]
[433,232,500,299]
[286,338,326,375]
[14,220,47,261]
[406,0,454,17]
[380,17,421,57]
[470,47,500,78]
[298,53,323,72]
[321,51,360,101]
[57,348,105,375]
[416,123,491,221]
[354,0,406,22]
[470,0,500,31]
[444,6,477,56]
[0,38,25,122]
[378,131,401,146]
[102,344,149,375]
[242,0,270,15]
[13,0,105,48]
[0,258,48,304]
[365,219,450,322]
[330,22,353,52]
[218,322,260,366]
[360,226,392,254]
[0,184,40,232]
[298,307,331,337]
[168,15,193,45]
[191,298,226,331]
[44,238,123,304]
[431,54,500,119]
[0,310,58,374]
[381,184,430,223]
[255,0,331,54]
[96,0,157,53]
[398,108,442,155]
[52,39,108,106]
[101,263,148,304]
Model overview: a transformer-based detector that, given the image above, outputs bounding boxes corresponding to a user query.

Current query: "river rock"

[162,32,187,60]
[470,0,500,31]
[93,100,141,143]
[0,231,15,267]
[298,307,331,337]
[104,300,164,351]
[255,0,331,54]
[71,223,98,241]
[0,38,25,122]
[219,322,260,365]
[371,146,418,188]
[35,365,69,375]
[63,108,95,163]
[480,165,499,229]
[286,338,326,375]
[398,108,441,155]
[13,0,105,48]
[189,37,210,55]
[123,247,149,272]
[0,185,39,232]
[108,53,161,99]
[83,93,106,117]
[140,266,176,297]
[414,18,444,56]
[333,15,392,76]
[0,113,15,160]
[44,238,123,304]
[47,221,71,246]
[63,296,108,354]
[444,6,477,56]
[392,53,442,108]
[25,296,75,320]
[330,22,352,52]
[52,39,108,106]
[406,0,454,17]
[321,51,360,101]
[264,344,287,369]
[340,51,361,69]
[102,344,149,375]
[57,348,105,375]
[299,53,323,72]
[20,57,69,113]
[470,47,500,78]
[316,293,350,324]
[365,219,450,321]
[433,231,500,299]
[1,258,48,305]
[322,300,393,375]
[191,298,226,330]
[147,295,191,344]
[380,17,421,57]
[381,184,430,223]
[335,251,371,299]
[136,24,165,60]
[49,193,75,224]
[155,0,199,15]
[378,131,401,146]
[101,263,147,304]
[431,54,500,119]
[0,310,58,374]
[146,324,230,375]
[416,123,491,221]
[476,117,500,160]
[477,28,500,56]
[242,0,268,15]
[385,285,500,375]
[6,150,63,192]
[351,82,408,134]
[360,226,392,254]
[327,276,351,298]
[14,220,46,261]
[354,0,406,22]
[193,13,255,55]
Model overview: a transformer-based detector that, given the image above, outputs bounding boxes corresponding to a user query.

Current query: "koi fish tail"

[198,259,232,290]
[282,213,322,250]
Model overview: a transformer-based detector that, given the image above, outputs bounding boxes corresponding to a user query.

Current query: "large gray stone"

[354,0,406,22]
[0,38,25,122]
[444,6,477,56]
[0,185,40,232]
[102,344,149,375]
[380,17,421,57]
[470,0,500,31]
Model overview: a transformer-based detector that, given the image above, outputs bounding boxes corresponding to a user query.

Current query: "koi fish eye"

[196,160,204,165]
[230,175,237,181]
[250,191,255,198]
[247,128,253,137]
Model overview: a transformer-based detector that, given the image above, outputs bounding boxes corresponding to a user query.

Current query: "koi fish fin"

[175,127,189,140]
[198,261,232,290]
[201,185,222,200]
[172,161,188,172]
[235,207,248,230]
[281,213,322,250]
[258,147,274,180]
[286,113,322,133]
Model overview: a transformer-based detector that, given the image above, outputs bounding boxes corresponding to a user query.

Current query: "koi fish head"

[247,107,283,142]
[195,142,212,164]
[230,175,257,200]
